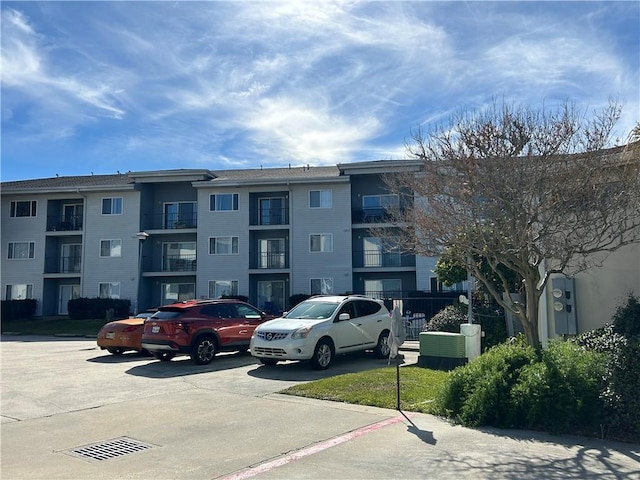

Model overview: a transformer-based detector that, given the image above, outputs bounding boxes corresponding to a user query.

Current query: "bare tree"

[382,100,640,350]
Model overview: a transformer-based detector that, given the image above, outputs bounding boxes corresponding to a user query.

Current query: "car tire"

[191,336,218,365]
[311,338,334,370]
[153,352,175,362]
[259,358,278,366]
[107,348,124,355]
[373,330,391,358]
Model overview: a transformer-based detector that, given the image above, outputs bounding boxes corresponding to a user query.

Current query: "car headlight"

[291,326,312,340]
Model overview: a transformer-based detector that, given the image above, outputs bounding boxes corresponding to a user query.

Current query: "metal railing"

[44,256,82,274]
[143,213,197,230]
[162,255,197,272]
[352,250,415,268]
[47,215,83,231]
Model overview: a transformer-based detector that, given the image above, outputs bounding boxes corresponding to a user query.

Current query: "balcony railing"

[162,255,197,272]
[351,208,399,224]
[144,213,197,230]
[47,215,83,231]
[251,252,288,269]
[352,250,415,268]
[44,256,82,274]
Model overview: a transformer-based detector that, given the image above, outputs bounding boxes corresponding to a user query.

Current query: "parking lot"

[2,335,639,479]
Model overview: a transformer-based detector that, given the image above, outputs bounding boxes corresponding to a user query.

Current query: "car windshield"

[285,301,339,319]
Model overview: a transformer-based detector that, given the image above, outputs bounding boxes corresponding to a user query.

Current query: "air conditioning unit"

[418,332,467,371]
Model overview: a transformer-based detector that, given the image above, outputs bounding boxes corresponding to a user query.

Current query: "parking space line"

[216,414,410,480]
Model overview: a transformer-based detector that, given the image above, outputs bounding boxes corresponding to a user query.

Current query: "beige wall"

[545,243,640,339]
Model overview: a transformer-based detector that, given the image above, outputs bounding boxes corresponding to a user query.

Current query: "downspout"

[77,188,88,299]
[287,180,292,309]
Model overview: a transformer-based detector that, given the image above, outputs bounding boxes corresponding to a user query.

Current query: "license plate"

[106,332,115,339]
[152,326,160,333]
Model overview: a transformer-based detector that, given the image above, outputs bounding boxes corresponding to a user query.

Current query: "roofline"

[337,159,423,175]
[193,175,349,188]
[1,184,136,196]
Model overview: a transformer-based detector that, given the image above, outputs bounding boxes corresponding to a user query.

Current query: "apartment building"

[1,161,431,317]
[3,158,636,345]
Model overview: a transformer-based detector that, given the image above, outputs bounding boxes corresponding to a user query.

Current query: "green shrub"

[1,299,37,320]
[433,336,537,427]
[511,341,607,435]
[612,294,640,338]
[423,304,468,333]
[67,298,131,320]
[474,302,508,350]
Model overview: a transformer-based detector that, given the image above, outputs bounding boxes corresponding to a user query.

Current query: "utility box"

[551,277,577,335]
[418,332,467,370]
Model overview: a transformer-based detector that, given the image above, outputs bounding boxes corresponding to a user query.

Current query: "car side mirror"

[338,313,350,321]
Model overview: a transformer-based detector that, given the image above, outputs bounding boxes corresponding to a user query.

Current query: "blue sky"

[1,1,638,181]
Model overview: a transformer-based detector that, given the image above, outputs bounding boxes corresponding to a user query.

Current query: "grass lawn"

[1,317,109,336]
[280,366,449,414]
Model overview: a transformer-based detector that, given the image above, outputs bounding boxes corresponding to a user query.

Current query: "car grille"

[256,331,288,341]
[253,347,287,357]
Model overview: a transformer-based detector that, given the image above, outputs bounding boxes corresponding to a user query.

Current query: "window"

[310,233,333,253]
[364,279,402,299]
[163,242,196,271]
[209,280,239,298]
[164,202,197,228]
[102,197,123,215]
[100,240,122,257]
[210,193,239,211]
[362,194,399,210]
[8,242,35,259]
[5,284,33,300]
[259,197,285,225]
[209,237,239,255]
[309,190,332,208]
[363,237,400,267]
[311,278,333,295]
[161,283,194,305]
[99,282,120,299]
[10,200,37,217]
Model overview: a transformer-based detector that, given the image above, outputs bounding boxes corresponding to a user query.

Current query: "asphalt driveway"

[2,335,638,479]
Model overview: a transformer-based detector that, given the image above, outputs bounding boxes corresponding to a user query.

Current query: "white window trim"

[208,280,239,298]
[5,283,34,300]
[209,193,239,212]
[99,239,122,258]
[98,282,121,299]
[209,236,239,255]
[101,197,123,215]
[10,200,37,218]
[7,241,35,260]
[309,233,333,253]
[309,189,332,209]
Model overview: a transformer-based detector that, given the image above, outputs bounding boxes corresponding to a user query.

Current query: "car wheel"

[311,338,334,370]
[191,336,217,365]
[107,348,124,355]
[259,358,278,366]
[373,330,391,359]
[153,352,175,362]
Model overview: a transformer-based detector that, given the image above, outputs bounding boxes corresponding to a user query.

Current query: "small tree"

[382,100,640,351]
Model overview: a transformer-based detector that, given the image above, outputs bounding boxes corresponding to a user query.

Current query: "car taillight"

[173,321,189,332]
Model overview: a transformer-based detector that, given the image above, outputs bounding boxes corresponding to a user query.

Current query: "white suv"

[250,295,392,369]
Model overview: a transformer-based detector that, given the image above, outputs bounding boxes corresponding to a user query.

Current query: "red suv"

[141,299,273,364]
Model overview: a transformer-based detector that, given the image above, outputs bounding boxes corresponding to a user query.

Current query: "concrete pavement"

[1,336,639,479]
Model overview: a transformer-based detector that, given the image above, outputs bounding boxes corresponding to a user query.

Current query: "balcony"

[144,213,197,230]
[352,250,415,268]
[44,256,82,274]
[162,255,197,272]
[250,252,288,270]
[351,208,399,224]
[47,215,83,232]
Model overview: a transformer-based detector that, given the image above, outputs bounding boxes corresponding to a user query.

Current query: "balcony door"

[259,197,285,225]
[63,204,83,230]
[162,242,196,271]
[259,238,285,269]
[164,202,196,229]
[60,244,82,273]
[58,285,80,315]
[257,280,285,314]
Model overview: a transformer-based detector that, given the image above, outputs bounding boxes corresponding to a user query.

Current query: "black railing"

[258,207,288,226]
[252,252,288,269]
[47,215,83,231]
[143,213,197,230]
[353,250,415,268]
[162,255,197,272]
[351,208,398,224]
[44,256,82,274]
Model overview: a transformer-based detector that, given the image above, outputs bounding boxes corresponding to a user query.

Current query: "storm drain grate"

[64,437,156,463]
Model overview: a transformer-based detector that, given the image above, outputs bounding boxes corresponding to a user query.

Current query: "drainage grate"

[64,437,156,463]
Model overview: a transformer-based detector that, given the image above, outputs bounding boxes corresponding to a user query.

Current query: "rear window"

[152,310,184,320]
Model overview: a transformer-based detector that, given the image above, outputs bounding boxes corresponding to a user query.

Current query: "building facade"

[2,159,637,345]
